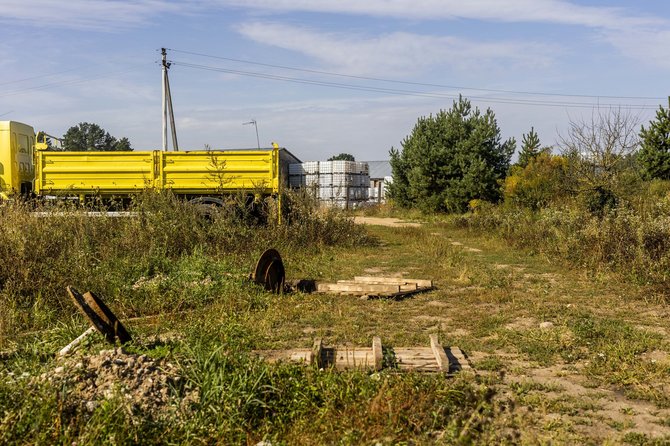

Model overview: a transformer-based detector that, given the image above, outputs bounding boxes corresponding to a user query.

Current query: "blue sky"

[1,0,669,161]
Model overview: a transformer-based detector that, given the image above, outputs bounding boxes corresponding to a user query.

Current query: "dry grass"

[2,201,670,444]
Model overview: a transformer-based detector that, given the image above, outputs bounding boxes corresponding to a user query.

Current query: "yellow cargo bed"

[35,149,279,197]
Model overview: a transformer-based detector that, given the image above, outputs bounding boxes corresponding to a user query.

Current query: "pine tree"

[639,98,670,180]
[388,96,515,213]
[517,127,542,168]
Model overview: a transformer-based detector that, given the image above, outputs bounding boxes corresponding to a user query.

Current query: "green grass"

[2,199,670,444]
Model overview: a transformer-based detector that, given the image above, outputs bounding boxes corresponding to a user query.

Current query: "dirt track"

[353,217,421,227]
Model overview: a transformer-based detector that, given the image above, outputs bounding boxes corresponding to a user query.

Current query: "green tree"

[517,127,549,168]
[63,122,133,151]
[327,153,355,161]
[388,96,515,213]
[639,98,670,180]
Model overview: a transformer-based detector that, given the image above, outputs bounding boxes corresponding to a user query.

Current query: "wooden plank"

[372,336,383,371]
[289,350,312,363]
[399,283,418,292]
[255,341,472,375]
[253,349,311,363]
[311,338,323,368]
[394,347,440,372]
[333,347,375,370]
[446,346,472,371]
[353,276,433,288]
[430,334,450,372]
[316,283,400,294]
[58,327,95,357]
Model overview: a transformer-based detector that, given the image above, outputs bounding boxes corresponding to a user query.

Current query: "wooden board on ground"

[318,282,400,294]
[353,276,433,288]
[314,276,434,299]
[253,335,471,374]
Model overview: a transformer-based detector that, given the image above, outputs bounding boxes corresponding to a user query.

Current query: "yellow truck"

[0,121,299,212]
[0,121,36,197]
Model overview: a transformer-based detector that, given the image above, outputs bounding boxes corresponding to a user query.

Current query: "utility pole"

[161,48,179,151]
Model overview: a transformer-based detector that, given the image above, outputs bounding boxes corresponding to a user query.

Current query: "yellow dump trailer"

[34,149,279,197]
[0,120,295,221]
[160,150,279,195]
[35,151,155,195]
[0,121,36,199]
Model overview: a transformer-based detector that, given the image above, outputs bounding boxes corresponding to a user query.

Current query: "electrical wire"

[0,67,83,87]
[0,63,151,98]
[166,47,666,102]
[170,60,660,110]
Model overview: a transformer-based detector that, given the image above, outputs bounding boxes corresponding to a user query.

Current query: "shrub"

[460,197,670,293]
[502,153,570,210]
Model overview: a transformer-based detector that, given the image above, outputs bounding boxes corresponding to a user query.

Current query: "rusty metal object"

[84,291,132,344]
[253,248,285,293]
[67,286,131,345]
[67,286,115,343]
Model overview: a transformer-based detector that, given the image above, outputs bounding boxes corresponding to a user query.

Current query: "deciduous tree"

[63,123,132,151]
[559,108,640,214]
[327,153,355,161]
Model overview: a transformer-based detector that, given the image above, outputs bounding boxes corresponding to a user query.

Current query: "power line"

[0,63,151,98]
[170,60,660,110]
[0,67,82,87]
[166,47,665,102]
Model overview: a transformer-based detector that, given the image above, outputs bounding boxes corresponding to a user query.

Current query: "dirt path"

[353,216,422,227]
[356,223,670,443]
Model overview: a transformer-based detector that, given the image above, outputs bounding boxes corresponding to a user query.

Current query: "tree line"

[389,96,670,214]
[47,122,132,151]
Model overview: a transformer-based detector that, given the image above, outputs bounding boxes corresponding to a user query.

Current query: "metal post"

[165,72,179,151]
[161,48,168,152]
[161,48,179,151]
[243,120,260,149]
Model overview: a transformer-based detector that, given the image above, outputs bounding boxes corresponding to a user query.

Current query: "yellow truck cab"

[0,121,36,199]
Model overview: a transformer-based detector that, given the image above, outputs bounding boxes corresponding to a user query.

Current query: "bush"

[502,154,570,210]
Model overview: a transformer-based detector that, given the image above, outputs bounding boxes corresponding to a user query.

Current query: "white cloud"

[3,0,668,73]
[215,0,664,30]
[224,1,670,73]
[236,22,557,76]
[0,0,186,30]
[3,0,664,33]
[600,28,670,71]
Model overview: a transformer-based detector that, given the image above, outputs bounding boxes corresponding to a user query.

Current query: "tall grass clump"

[0,191,372,342]
[457,187,670,293]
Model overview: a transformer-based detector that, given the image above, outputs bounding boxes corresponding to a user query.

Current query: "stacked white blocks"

[288,160,370,207]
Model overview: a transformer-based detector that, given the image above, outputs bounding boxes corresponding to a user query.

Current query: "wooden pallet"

[314,276,434,299]
[254,334,472,374]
